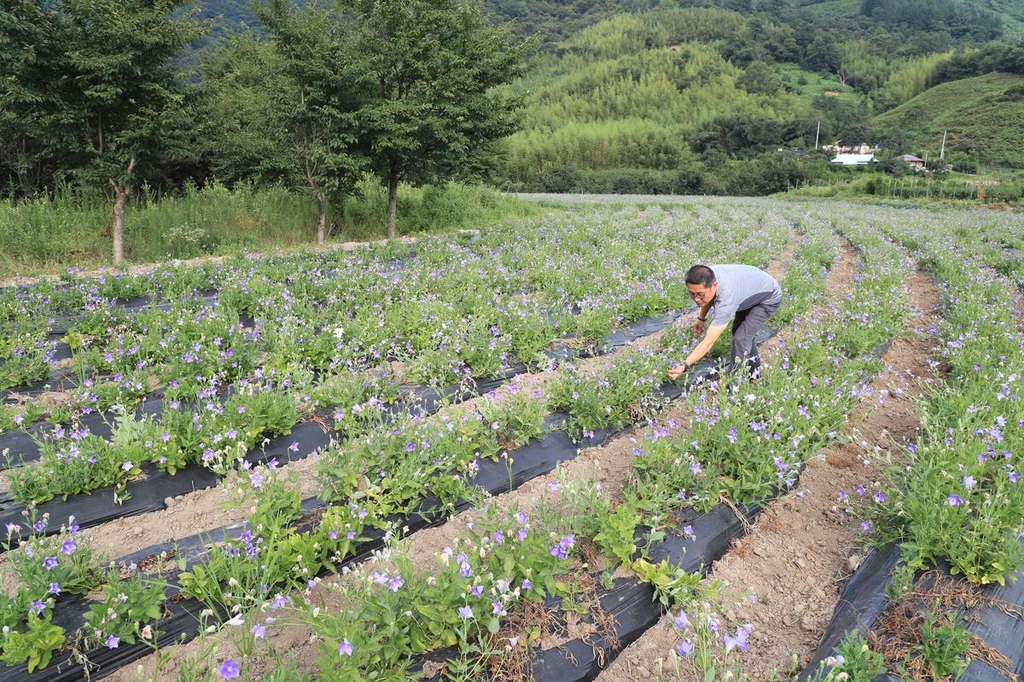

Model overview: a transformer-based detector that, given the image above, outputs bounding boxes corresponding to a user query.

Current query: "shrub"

[539,166,583,193]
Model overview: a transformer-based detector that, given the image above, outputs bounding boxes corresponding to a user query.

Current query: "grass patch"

[873,73,1024,170]
[0,180,546,278]
[776,63,852,108]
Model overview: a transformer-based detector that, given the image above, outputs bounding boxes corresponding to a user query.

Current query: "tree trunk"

[387,158,399,239]
[110,185,129,266]
[108,157,136,266]
[316,193,328,246]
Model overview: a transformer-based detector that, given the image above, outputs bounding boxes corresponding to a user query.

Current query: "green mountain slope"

[979,0,1024,35]
[873,72,1024,169]
[796,0,865,20]
[195,0,1024,47]
[183,0,1024,189]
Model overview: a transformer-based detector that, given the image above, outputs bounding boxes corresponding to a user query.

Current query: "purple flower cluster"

[549,534,574,560]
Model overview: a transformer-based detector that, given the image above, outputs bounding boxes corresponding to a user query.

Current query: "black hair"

[684,264,715,287]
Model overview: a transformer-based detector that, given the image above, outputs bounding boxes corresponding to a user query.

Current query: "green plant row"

[0,201,906,681]
[1,202,772,433]
[7,375,306,504]
[0,384,549,674]
[199,221,839,681]
[2,203,794,506]
[637,205,919,680]
[285,197,927,681]
[861,206,1024,586]
[542,206,797,441]
[772,213,841,326]
[798,202,1024,680]
[571,202,909,551]
[0,205,709,668]
[0,202,788,678]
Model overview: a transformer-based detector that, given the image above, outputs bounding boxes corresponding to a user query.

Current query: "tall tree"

[340,0,531,237]
[0,0,59,196]
[255,0,365,246]
[196,33,296,189]
[0,0,205,264]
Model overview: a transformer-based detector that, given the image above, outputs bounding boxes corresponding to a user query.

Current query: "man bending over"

[666,264,782,381]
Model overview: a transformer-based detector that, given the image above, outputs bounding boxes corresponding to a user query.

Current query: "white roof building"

[830,153,877,166]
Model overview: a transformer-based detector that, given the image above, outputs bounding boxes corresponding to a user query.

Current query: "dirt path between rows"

[75,215,801,567]
[594,249,944,681]
[0,236,427,289]
[92,225,802,682]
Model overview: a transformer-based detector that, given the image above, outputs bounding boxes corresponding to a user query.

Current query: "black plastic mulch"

[0,363,532,536]
[0,398,165,472]
[524,501,762,682]
[0,352,727,682]
[800,543,1024,682]
[0,290,226,404]
[409,498,762,682]
[0,309,692,541]
[0,419,334,543]
[0,393,647,682]
[1,311,749,682]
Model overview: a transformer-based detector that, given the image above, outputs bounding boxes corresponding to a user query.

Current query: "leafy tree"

[865,0,1002,43]
[802,31,841,75]
[736,61,781,96]
[871,51,950,111]
[0,1,61,196]
[484,0,652,49]
[338,0,531,237]
[835,40,890,93]
[256,0,366,245]
[0,0,205,264]
[812,93,873,145]
[195,33,294,188]
[539,166,582,192]
[695,114,792,159]
[875,127,913,156]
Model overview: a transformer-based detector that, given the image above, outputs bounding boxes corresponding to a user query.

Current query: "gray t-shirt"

[707,264,782,325]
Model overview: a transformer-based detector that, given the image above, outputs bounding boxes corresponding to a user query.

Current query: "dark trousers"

[727,300,780,377]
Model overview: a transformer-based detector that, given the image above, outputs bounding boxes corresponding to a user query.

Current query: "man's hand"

[667,363,686,381]
[692,318,706,336]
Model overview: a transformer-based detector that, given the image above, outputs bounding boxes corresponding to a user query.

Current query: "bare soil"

[96,227,802,675]
[595,254,943,681]
[13,229,945,682]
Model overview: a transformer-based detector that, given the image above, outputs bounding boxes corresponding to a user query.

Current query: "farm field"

[2,197,1023,682]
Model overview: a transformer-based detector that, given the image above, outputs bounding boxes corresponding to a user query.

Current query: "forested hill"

[187,0,1024,192]
[196,0,1024,52]
[482,0,1024,49]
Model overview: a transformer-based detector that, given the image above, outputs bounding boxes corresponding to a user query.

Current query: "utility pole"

[939,131,947,161]
[815,121,820,150]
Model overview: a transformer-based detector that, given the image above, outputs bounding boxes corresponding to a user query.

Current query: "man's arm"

[691,303,713,336]
[667,322,728,379]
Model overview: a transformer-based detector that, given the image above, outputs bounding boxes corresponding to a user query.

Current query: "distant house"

[822,141,874,154]
[897,154,926,171]
[831,153,878,166]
